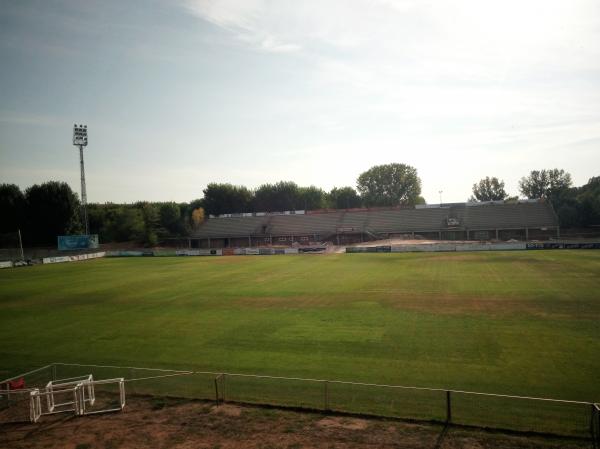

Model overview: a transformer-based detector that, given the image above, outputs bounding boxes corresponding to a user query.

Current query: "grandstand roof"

[190,200,558,239]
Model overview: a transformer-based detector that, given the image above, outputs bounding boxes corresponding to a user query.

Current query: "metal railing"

[1,362,596,441]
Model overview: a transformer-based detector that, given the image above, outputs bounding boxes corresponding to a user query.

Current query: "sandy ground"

[327,239,478,253]
[350,238,485,247]
[0,396,590,449]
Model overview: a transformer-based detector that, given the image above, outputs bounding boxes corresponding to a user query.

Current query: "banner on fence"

[371,242,528,253]
[42,256,71,264]
[527,242,600,250]
[43,252,106,264]
[106,251,145,257]
[0,261,14,269]
[345,247,363,253]
[390,245,437,252]
[175,249,222,256]
[454,243,492,252]
[57,235,99,251]
[298,246,327,253]
[436,244,451,252]
[153,250,177,257]
[491,243,526,250]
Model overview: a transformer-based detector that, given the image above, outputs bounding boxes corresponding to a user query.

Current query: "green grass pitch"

[1,251,599,403]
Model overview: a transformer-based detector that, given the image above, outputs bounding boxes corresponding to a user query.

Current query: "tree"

[0,183,26,233]
[106,207,145,242]
[140,203,160,246]
[25,181,81,245]
[254,181,300,212]
[187,198,204,216]
[327,187,362,209]
[356,163,422,207]
[87,203,109,236]
[159,202,182,236]
[555,200,580,228]
[297,186,326,210]
[191,207,205,229]
[537,176,600,228]
[577,177,600,226]
[470,177,508,202]
[202,183,253,216]
[519,169,572,199]
[179,198,203,234]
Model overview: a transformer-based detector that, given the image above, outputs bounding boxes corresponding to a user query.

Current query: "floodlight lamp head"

[73,123,88,147]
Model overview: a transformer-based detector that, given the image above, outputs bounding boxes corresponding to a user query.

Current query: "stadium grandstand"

[189,200,559,248]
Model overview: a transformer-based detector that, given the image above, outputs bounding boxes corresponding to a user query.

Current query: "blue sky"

[1,0,599,204]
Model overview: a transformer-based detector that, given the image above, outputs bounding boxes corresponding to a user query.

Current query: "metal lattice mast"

[79,144,88,234]
[73,124,89,234]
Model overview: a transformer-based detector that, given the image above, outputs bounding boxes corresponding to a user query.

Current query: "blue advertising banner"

[58,234,99,250]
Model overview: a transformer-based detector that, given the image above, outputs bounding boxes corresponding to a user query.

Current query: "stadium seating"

[191,201,559,242]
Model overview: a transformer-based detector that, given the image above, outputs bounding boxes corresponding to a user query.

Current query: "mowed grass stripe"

[0,251,598,403]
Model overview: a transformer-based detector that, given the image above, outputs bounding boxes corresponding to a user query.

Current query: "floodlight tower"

[73,124,89,234]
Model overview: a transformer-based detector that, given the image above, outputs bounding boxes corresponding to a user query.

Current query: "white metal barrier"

[45,375,95,413]
[20,375,126,423]
[29,389,41,423]
[79,378,126,415]
[30,386,80,422]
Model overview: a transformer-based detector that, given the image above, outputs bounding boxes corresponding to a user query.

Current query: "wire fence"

[1,362,596,442]
[593,404,600,449]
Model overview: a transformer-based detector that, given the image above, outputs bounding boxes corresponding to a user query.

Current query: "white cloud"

[3,1,598,203]
[0,111,70,127]
[182,0,599,66]
[112,0,600,202]
[182,0,303,52]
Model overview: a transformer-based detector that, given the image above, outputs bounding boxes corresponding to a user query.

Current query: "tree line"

[201,163,425,215]
[0,181,195,247]
[1,164,598,246]
[469,170,600,227]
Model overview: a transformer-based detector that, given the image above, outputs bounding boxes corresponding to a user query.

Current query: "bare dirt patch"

[350,238,477,247]
[0,396,589,449]
[212,403,242,416]
[317,416,368,430]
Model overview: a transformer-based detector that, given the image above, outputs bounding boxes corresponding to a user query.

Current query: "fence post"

[323,381,329,411]
[222,374,226,402]
[590,404,596,449]
[214,375,221,405]
[592,404,598,449]
[446,391,452,423]
[597,405,600,449]
[597,406,600,449]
